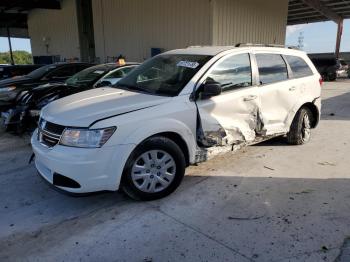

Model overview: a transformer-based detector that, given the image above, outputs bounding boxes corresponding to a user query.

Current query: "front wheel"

[121,136,186,200]
[287,107,313,145]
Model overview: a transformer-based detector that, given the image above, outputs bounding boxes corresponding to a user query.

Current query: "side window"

[206,53,252,92]
[256,54,288,85]
[120,66,135,76]
[137,68,161,83]
[285,55,313,78]
[105,69,124,79]
[46,66,75,79]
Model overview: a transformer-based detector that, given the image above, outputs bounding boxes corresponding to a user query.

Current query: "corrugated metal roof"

[288,0,350,25]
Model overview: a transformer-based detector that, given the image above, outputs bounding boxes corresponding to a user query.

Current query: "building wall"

[27,0,80,61]
[92,0,212,62]
[212,0,288,45]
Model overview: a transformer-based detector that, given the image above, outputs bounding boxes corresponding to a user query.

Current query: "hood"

[0,76,33,87]
[20,83,87,108]
[41,87,171,127]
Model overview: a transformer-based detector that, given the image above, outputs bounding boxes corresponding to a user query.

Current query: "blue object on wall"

[151,48,163,57]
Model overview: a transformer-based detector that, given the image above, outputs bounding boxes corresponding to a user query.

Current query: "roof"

[288,0,350,25]
[164,45,306,56]
[165,46,237,56]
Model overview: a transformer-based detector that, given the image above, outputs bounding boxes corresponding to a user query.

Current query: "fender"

[120,117,197,163]
[284,95,321,130]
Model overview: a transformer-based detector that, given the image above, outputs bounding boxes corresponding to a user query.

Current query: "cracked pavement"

[1,80,350,262]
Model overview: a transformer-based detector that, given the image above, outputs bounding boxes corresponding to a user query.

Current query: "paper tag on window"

[177,61,199,69]
[93,70,105,74]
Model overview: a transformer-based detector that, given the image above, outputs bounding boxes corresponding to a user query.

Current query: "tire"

[121,136,186,200]
[329,74,337,81]
[287,107,313,145]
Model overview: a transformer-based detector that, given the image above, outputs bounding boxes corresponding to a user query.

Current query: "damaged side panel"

[195,86,268,161]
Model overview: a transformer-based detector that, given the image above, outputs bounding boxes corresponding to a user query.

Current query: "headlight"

[59,127,116,148]
[0,86,16,92]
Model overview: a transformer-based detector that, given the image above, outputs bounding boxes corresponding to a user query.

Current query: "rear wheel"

[121,136,186,200]
[287,107,313,145]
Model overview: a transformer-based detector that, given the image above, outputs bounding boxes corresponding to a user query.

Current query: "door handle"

[289,86,296,91]
[243,95,257,102]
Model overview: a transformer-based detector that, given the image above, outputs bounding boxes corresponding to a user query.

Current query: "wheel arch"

[300,102,320,128]
[141,132,190,167]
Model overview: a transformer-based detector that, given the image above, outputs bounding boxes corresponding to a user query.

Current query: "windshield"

[115,54,212,96]
[27,64,58,79]
[66,65,111,86]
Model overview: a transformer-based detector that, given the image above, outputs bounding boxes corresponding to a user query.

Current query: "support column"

[6,27,15,65]
[335,19,343,59]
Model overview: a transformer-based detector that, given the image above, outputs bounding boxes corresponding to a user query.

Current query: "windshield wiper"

[115,83,153,95]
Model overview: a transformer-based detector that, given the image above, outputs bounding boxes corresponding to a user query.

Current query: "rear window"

[256,54,288,85]
[285,55,313,78]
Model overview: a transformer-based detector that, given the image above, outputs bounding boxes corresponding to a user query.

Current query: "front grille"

[38,118,65,147]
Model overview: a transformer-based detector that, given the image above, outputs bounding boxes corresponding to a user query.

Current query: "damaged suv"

[32,45,321,200]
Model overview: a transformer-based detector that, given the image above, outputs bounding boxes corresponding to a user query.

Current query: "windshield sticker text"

[177,61,199,69]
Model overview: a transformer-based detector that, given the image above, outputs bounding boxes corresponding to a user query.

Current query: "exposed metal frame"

[288,0,349,58]
[288,0,349,25]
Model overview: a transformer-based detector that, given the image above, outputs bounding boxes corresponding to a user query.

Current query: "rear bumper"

[313,96,321,128]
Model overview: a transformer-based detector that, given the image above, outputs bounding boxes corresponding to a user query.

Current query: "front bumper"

[31,129,136,193]
[0,107,37,132]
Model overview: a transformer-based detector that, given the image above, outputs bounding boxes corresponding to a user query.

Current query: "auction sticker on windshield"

[177,61,199,69]
[93,70,105,74]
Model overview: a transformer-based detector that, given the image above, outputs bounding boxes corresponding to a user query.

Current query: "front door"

[195,53,261,147]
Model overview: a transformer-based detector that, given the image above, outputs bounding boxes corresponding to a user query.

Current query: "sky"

[0,19,349,54]
[0,37,32,53]
[286,19,350,53]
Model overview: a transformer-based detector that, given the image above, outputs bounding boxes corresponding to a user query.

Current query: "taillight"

[319,78,323,86]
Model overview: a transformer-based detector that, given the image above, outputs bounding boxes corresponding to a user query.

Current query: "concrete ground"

[1,80,350,262]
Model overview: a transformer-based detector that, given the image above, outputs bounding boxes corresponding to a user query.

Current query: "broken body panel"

[193,49,321,161]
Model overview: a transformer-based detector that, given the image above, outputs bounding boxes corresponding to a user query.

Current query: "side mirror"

[201,81,221,98]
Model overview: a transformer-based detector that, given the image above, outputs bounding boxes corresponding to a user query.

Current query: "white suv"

[31,45,321,200]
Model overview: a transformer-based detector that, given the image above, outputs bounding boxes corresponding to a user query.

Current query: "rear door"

[284,55,316,99]
[254,53,299,135]
[195,52,262,147]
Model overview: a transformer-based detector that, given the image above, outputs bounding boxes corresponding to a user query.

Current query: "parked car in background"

[0,64,44,80]
[94,64,138,87]
[32,45,321,200]
[0,62,93,111]
[309,55,340,81]
[2,63,139,132]
[336,58,349,78]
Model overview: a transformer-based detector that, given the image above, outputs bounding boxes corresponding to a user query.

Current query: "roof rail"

[235,43,300,50]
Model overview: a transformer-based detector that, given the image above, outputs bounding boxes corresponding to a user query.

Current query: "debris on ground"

[264,166,275,171]
[318,161,336,166]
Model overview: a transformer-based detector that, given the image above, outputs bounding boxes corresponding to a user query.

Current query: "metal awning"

[288,0,349,57]
[288,0,350,25]
[0,0,61,38]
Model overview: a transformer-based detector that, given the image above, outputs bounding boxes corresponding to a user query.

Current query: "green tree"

[0,50,33,65]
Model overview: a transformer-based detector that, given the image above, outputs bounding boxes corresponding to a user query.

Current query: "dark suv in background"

[0,64,44,80]
[309,56,338,81]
